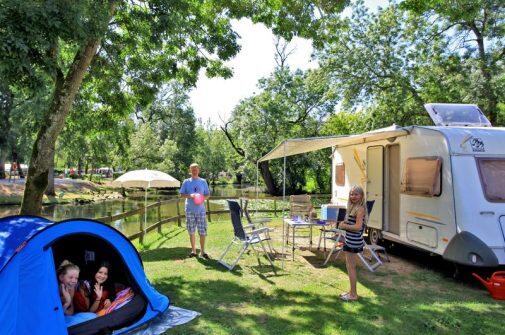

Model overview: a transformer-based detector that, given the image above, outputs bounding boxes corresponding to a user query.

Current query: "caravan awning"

[258,127,410,162]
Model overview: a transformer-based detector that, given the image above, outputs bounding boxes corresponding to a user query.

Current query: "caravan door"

[366,146,383,229]
[386,144,401,235]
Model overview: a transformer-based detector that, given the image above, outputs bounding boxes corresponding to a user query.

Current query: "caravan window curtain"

[476,158,505,202]
[335,163,345,186]
[401,157,442,197]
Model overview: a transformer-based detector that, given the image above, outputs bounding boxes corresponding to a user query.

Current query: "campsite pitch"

[138,217,505,335]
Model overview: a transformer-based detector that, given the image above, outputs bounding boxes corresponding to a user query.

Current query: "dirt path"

[0,178,120,205]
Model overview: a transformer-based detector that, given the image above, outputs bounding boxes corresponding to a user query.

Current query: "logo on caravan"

[470,137,485,152]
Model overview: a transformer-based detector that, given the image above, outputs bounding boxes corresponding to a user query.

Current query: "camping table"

[284,218,330,260]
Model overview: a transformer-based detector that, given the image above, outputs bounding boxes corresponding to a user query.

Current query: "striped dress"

[344,213,365,249]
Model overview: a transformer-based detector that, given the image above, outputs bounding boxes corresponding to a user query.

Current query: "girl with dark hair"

[74,261,115,313]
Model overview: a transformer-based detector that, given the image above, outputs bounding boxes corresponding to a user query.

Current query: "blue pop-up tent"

[0,216,169,335]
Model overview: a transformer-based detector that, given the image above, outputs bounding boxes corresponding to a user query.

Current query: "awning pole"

[281,141,287,269]
[256,161,259,215]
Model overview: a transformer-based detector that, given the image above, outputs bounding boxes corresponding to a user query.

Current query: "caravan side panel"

[397,128,456,255]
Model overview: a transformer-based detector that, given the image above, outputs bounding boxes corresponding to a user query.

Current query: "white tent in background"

[112,169,181,242]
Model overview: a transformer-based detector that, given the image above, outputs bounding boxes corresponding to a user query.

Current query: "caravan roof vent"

[424,103,492,127]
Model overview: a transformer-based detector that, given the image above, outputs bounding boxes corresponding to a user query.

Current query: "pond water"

[0,185,275,236]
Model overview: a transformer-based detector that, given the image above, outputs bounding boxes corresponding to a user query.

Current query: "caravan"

[331,104,505,267]
[259,103,505,267]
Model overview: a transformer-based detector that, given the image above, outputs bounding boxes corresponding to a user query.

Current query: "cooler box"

[320,204,344,221]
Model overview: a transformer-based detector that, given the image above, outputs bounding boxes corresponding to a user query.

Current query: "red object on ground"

[193,193,205,205]
[472,271,505,300]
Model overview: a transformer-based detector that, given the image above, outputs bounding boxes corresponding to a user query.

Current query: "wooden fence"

[95,195,330,243]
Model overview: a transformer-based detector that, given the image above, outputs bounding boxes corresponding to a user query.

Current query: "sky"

[189,1,387,125]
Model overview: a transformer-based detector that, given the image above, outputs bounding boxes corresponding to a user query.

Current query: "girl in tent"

[74,261,114,313]
[57,260,96,326]
[338,185,367,302]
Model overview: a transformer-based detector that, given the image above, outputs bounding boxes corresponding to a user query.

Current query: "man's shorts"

[186,212,207,236]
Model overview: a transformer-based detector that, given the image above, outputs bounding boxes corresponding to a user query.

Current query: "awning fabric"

[258,126,409,162]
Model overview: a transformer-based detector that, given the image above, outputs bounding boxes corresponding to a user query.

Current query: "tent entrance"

[51,234,147,335]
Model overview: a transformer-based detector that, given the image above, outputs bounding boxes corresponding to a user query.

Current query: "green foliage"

[226,65,337,192]
[124,123,178,173]
[194,123,231,185]
[315,0,504,128]
[400,0,505,123]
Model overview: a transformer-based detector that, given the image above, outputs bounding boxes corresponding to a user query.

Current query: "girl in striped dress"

[338,185,367,301]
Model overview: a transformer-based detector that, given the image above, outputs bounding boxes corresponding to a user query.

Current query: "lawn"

[135,216,505,335]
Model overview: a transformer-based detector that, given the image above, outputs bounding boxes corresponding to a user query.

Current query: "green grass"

[135,217,505,335]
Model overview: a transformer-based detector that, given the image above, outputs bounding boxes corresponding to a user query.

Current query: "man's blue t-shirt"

[179,177,210,213]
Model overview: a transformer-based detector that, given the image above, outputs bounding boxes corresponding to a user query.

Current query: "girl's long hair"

[89,261,115,301]
[345,185,368,222]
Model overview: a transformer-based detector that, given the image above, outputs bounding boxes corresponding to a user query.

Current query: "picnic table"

[284,217,331,260]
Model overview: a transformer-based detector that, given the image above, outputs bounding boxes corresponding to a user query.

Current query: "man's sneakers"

[200,253,210,259]
[188,251,210,259]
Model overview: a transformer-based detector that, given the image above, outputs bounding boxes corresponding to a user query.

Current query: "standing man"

[179,163,211,259]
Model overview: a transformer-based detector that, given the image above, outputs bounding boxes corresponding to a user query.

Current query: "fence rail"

[95,194,330,243]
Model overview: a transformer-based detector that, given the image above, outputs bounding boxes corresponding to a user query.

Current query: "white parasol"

[112,169,181,240]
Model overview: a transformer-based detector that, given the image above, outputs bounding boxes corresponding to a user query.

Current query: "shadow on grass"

[141,247,193,262]
[154,274,505,335]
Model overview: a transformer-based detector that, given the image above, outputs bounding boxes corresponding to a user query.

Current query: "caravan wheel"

[368,228,381,245]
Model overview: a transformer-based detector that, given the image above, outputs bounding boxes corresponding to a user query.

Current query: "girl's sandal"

[340,294,359,302]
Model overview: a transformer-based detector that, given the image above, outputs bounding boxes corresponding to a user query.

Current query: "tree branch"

[220,120,245,157]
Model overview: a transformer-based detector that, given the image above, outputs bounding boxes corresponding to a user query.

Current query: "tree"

[223,63,337,194]
[316,0,504,128]
[0,0,339,214]
[194,123,230,186]
[401,0,505,124]
[147,83,197,181]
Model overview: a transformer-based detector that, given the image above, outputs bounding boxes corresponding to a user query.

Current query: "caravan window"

[335,163,345,186]
[401,157,442,197]
[476,158,505,202]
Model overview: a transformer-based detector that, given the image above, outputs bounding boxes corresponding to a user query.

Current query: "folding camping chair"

[286,195,315,244]
[242,199,275,254]
[317,206,347,253]
[322,201,389,271]
[218,200,276,272]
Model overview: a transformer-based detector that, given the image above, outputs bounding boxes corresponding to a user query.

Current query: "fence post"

[139,206,145,244]
[274,199,277,217]
[176,198,181,227]
[157,201,162,234]
[206,198,212,222]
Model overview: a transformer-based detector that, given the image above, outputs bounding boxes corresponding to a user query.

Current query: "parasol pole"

[281,141,287,269]
[143,180,149,244]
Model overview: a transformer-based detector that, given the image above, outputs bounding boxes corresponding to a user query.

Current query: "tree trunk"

[235,172,243,184]
[470,22,498,124]
[20,0,117,215]
[45,148,56,196]
[0,84,12,179]
[259,161,279,195]
[12,150,24,178]
[0,159,5,179]
[20,40,105,215]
